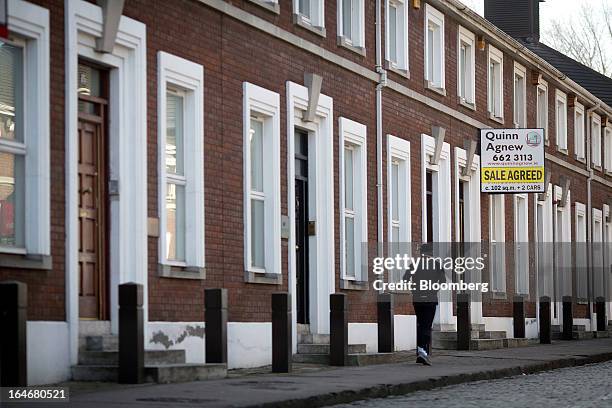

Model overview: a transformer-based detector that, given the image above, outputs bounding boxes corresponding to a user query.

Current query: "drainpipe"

[375,0,387,258]
[586,102,600,326]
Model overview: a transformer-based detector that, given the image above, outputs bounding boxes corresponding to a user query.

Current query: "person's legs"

[421,302,438,354]
[413,302,426,352]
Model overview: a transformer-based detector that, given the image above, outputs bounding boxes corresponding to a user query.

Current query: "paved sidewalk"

[53,338,612,407]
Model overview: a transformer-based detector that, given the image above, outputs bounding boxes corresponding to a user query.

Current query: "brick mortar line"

[252,351,612,408]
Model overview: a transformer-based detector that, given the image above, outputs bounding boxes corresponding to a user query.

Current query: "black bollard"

[539,296,551,344]
[0,281,27,386]
[456,293,471,350]
[562,296,573,340]
[272,292,292,373]
[330,293,348,366]
[513,295,526,339]
[119,282,144,384]
[377,293,394,353]
[596,296,606,332]
[205,288,228,364]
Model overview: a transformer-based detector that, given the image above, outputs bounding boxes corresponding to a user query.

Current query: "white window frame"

[487,45,504,121]
[0,0,50,256]
[513,62,527,128]
[157,51,205,270]
[457,25,475,106]
[575,202,588,300]
[385,0,408,72]
[592,113,602,169]
[555,90,568,153]
[489,194,506,293]
[387,135,411,277]
[293,0,325,32]
[554,185,572,297]
[514,194,529,294]
[337,0,365,49]
[574,102,585,161]
[424,3,445,91]
[536,80,549,145]
[339,117,367,281]
[243,82,281,275]
[604,125,612,174]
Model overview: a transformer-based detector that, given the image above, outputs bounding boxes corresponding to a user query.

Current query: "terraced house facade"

[0,0,611,384]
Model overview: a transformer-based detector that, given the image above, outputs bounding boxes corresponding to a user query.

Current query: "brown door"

[77,63,108,320]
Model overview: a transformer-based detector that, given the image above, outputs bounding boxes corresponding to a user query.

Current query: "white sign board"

[480,128,545,193]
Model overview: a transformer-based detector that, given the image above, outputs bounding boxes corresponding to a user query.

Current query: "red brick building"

[0,0,611,384]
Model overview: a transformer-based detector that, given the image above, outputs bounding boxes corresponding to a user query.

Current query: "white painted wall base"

[394,314,416,351]
[147,322,206,364]
[574,318,591,331]
[483,316,513,338]
[348,323,378,353]
[27,321,70,385]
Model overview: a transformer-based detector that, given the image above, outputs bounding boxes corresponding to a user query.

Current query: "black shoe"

[416,353,432,366]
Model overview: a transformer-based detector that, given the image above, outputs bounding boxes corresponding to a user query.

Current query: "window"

[387,135,411,273]
[338,0,364,48]
[294,0,325,32]
[513,63,526,128]
[574,102,585,160]
[0,3,50,257]
[247,0,279,13]
[157,52,204,271]
[243,82,281,276]
[604,126,612,173]
[457,26,475,105]
[555,90,567,152]
[340,117,367,281]
[489,194,505,293]
[487,46,503,120]
[514,194,528,294]
[424,4,445,90]
[575,202,587,300]
[592,113,602,168]
[385,0,408,72]
[537,81,549,144]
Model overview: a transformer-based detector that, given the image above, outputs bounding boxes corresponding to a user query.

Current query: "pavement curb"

[254,351,612,408]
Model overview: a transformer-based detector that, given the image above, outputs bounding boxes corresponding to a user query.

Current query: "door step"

[297,343,366,354]
[78,350,186,365]
[433,330,530,350]
[71,363,227,383]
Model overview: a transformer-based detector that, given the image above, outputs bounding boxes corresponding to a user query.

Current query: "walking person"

[408,243,445,366]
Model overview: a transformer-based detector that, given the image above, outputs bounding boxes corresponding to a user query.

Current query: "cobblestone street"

[332,361,612,408]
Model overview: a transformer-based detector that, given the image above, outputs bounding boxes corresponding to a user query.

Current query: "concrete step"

[572,325,586,332]
[292,353,402,366]
[297,343,366,354]
[298,333,331,345]
[292,353,330,364]
[572,331,594,340]
[503,338,530,348]
[470,339,506,350]
[72,363,227,383]
[480,331,506,339]
[78,350,186,365]
[594,331,610,338]
[82,335,119,352]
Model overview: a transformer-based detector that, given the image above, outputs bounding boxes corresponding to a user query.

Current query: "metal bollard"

[205,288,228,364]
[330,293,348,366]
[562,296,573,340]
[456,293,471,350]
[539,296,551,344]
[513,295,526,339]
[0,281,27,386]
[119,282,145,384]
[377,293,394,353]
[596,296,606,332]
[272,292,292,373]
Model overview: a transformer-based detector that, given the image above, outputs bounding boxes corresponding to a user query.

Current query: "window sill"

[556,147,568,155]
[458,98,476,111]
[246,0,280,14]
[489,291,507,300]
[488,113,504,125]
[337,36,366,57]
[340,278,369,291]
[0,252,52,270]
[424,80,446,96]
[593,165,603,172]
[245,270,282,285]
[384,60,409,79]
[159,264,206,280]
[575,155,586,163]
[293,14,326,37]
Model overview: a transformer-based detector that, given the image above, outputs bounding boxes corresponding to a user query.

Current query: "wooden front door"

[77,63,108,319]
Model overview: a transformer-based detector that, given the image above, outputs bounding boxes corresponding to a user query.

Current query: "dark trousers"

[413,301,438,354]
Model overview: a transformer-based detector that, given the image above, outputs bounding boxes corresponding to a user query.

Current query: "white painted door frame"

[65,0,147,364]
[287,82,335,351]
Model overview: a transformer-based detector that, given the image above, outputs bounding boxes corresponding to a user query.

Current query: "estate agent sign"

[480,128,545,193]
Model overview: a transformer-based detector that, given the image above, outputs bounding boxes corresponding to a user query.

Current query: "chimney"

[484,0,542,43]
